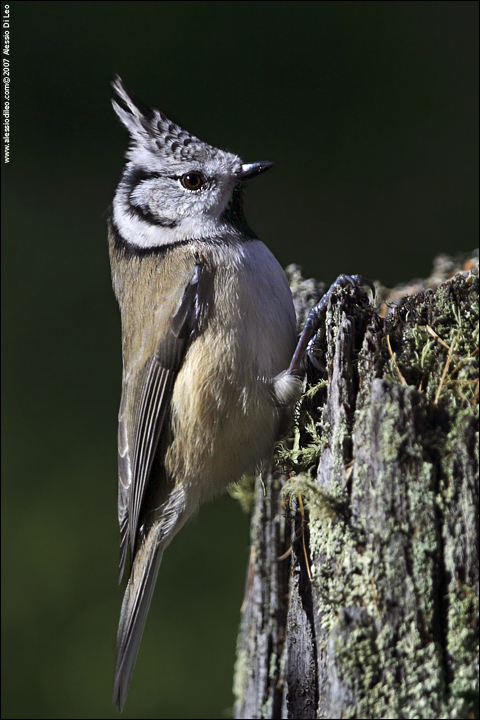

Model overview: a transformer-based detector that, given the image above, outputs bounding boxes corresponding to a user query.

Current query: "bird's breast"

[166,239,297,501]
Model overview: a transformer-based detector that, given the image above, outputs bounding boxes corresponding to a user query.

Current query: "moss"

[229,474,257,514]
[384,271,479,408]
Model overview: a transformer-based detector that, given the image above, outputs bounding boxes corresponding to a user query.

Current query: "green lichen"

[281,475,343,525]
[233,647,250,709]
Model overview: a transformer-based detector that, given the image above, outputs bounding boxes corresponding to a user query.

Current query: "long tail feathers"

[113,538,164,712]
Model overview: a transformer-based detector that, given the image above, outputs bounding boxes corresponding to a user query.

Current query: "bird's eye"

[181,172,205,190]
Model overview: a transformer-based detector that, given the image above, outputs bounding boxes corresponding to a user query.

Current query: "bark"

[233,254,479,719]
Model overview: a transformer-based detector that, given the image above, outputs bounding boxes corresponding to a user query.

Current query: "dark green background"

[2,2,478,718]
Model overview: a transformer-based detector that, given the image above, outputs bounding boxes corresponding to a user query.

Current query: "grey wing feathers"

[117,345,180,580]
[117,388,133,579]
[122,264,204,560]
[128,351,179,557]
[117,262,206,579]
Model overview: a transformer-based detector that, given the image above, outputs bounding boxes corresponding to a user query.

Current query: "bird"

[108,76,302,710]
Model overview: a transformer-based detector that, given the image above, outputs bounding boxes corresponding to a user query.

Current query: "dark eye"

[181,172,205,190]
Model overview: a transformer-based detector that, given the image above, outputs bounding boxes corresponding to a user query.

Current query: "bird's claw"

[288,273,374,375]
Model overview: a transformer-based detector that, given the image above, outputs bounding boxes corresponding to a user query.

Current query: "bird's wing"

[117,262,209,580]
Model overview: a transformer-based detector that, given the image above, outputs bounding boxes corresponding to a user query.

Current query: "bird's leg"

[288,274,375,375]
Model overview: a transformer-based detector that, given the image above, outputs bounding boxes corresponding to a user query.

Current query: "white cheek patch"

[113,193,233,249]
[113,195,174,248]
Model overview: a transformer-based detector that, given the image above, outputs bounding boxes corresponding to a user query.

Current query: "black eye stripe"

[122,167,163,193]
[122,167,210,196]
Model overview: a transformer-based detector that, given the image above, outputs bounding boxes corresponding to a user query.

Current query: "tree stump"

[233,254,479,719]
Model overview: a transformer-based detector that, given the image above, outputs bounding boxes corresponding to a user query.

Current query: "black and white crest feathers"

[111,75,222,166]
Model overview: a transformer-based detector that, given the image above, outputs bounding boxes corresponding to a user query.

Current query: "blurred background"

[1,2,478,718]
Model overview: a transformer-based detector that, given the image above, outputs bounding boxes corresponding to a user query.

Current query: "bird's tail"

[113,536,164,712]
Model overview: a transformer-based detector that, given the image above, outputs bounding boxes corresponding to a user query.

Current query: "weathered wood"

[233,255,478,719]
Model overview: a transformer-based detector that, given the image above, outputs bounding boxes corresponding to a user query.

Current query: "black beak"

[239,161,275,180]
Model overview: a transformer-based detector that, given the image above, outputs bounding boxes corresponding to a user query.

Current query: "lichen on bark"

[234,255,478,719]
